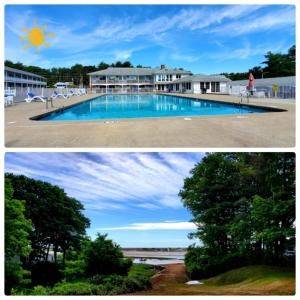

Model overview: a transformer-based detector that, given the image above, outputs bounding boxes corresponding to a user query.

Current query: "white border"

[0,1,298,299]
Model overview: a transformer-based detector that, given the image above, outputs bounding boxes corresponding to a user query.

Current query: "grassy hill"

[201,265,295,295]
[135,265,295,295]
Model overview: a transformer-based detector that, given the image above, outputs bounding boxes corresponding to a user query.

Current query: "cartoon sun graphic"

[20,20,55,52]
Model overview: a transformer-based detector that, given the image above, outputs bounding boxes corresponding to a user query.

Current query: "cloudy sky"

[5,152,205,247]
[5,4,295,73]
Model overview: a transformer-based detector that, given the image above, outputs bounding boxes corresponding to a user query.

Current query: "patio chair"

[4,95,14,107]
[51,91,70,100]
[25,92,48,103]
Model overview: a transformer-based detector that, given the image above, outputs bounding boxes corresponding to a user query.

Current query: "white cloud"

[209,7,295,36]
[5,5,291,67]
[5,153,204,213]
[209,40,289,60]
[98,221,197,231]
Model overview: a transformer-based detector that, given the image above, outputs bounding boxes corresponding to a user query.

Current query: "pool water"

[41,94,271,121]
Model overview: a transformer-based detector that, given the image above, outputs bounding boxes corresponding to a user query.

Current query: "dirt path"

[150,263,188,290]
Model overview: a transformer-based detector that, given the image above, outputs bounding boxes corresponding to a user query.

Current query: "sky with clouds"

[5,152,205,247]
[5,4,295,73]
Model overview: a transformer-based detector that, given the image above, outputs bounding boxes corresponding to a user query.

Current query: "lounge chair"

[25,92,48,103]
[69,90,80,96]
[51,91,70,99]
[4,95,14,107]
[79,88,87,95]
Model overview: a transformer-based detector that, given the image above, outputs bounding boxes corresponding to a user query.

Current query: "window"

[176,74,181,79]
[211,82,220,93]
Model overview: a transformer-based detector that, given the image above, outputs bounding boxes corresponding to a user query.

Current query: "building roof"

[172,74,231,83]
[5,66,46,79]
[88,67,192,76]
[230,76,295,87]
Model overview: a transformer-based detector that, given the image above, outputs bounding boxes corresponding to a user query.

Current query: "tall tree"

[5,179,32,294]
[180,153,295,279]
[5,174,90,265]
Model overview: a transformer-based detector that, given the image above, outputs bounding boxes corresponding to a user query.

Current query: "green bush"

[30,261,63,286]
[30,285,50,295]
[84,234,132,277]
[49,281,98,295]
[63,259,85,281]
[128,263,156,278]
[185,245,247,279]
[88,274,123,285]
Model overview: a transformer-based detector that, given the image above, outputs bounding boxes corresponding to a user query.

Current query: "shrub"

[49,281,97,295]
[30,261,63,286]
[63,259,85,281]
[185,245,247,279]
[88,274,123,285]
[84,234,132,277]
[30,285,50,295]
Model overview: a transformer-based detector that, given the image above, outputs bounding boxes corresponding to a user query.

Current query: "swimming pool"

[40,94,273,121]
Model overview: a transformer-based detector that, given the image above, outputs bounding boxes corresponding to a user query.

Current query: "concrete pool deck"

[5,93,295,148]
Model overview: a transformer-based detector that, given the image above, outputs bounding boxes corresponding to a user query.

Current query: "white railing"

[5,76,46,85]
[91,88,155,94]
[6,87,90,102]
[228,85,295,99]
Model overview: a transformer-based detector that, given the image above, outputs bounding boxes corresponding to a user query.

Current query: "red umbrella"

[247,73,255,92]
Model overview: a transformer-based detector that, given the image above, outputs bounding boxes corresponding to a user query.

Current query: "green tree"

[180,153,295,279]
[5,179,32,294]
[84,234,132,277]
[5,174,90,265]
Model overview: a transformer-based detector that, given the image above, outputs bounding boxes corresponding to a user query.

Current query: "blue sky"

[5,152,205,247]
[5,5,295,73]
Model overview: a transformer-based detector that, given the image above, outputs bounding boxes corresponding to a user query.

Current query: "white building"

[228,76,295,98]
[170,74,231,94]
[89,65,191,93]
[5,66,47,89]
[54,82,73,88]
[88,66,230,94]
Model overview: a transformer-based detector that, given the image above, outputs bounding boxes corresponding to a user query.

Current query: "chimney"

[160,64,166,70]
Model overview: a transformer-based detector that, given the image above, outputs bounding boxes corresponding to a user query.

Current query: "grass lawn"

[128,263,157,278]
[136,265,295,295]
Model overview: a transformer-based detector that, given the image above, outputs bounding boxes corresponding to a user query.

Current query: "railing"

[228,85,295,99]
[91,78,154,84]
[92,88,154,94]
[92,80,107,84]
[5,87,91,102]
[5,76,46,85]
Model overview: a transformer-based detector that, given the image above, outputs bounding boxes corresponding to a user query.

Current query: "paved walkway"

[5,93,295,148]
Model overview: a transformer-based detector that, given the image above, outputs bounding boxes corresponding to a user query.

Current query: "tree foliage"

[5,173,90,265]
[222,45,295,80]
[84,234,132,277]
[180,153,295,279]
[5,179,32,294]
[5,60,139,87]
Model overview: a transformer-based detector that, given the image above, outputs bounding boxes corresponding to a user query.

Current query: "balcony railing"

[92,80,154,85]
[5,76,46,85]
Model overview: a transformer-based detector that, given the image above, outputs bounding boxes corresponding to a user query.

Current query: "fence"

[6,87,90,103]
[91,87,155,94]
[228,85,295,99]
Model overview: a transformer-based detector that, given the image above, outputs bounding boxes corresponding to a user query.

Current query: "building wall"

[192,82,201,94]
[5,68,47,89]
[220,82,227,93]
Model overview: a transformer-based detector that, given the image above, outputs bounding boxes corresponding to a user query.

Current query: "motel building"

[88,65,191,93]
[170,74,231,94]
[88,65,230,94]
[4,66,47,89]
